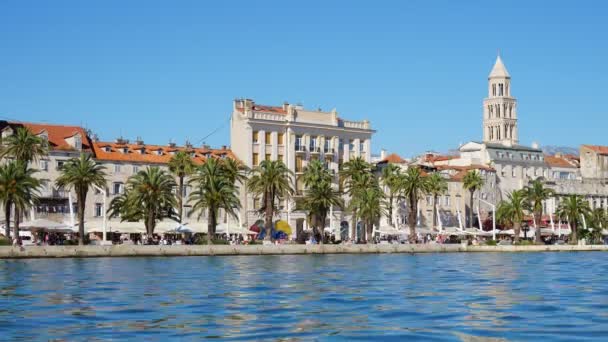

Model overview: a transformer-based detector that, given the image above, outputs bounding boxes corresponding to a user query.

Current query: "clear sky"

[1,0,606,157]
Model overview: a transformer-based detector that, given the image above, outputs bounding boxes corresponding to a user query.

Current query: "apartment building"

[230,99,375,234]
[0,120,236,232]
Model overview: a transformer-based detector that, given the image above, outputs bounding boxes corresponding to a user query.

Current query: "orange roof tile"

[7,121,91,151]
[544,155,578,168]
[92,141,236,165]
[382,153,406,164]
[582,145,608,155]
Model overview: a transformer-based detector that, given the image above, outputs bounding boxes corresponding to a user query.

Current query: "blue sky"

[1,1,606,157]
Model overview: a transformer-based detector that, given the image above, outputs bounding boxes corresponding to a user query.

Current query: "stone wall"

[1,244,607,259]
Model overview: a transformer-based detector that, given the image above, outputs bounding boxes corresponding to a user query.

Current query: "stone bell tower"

[483,55,518,146]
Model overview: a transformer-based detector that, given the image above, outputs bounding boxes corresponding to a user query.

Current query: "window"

[114,164,121,173]
[512,167,516,177]
[133,165,139,174]
[252,153,259,166]
[265,153,271,161]
[252,131,259,143]
[253,198,260,210]
[295,156,303,172]
[426,195,433,206]
[444,195,451,207]
[498,83,504,96]
[349,140,355,151]
[113,182,124,195]
[95,203,103,217]
[277,133,284,145]
[56,160,65,170]
[265,132,271,144]
[359,142,365,152]
[339,139,344,151]
[295,135,304,151]
[40,160,49,171]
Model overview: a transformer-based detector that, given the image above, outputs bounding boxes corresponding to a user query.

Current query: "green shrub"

[485,240,497,246]
[0,238,11,246]
[515,240,534,246]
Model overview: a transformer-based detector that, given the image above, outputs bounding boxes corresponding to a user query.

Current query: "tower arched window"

[498,83,504,96]
[492,84,496,96]
[497,104,501,117]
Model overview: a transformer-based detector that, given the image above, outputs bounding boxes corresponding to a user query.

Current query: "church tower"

[483,55,518,146]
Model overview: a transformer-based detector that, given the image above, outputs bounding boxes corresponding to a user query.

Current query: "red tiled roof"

[544,155,578,168]
[7,121,91,151]
[92,141,236,165]
[382,153,406,164]
[582,145,608,155]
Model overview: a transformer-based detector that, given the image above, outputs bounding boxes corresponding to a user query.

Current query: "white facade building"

[230,99,374,237]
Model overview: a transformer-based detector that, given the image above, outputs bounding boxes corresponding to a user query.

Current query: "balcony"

[324,147,335,155]
[295,145,307,154]
[309,146,321,154]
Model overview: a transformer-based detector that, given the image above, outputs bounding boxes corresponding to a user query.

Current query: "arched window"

[492,84,496,96]
[498,83,504,96]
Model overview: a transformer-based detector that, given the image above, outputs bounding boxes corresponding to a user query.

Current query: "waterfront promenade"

[1,244,608,259]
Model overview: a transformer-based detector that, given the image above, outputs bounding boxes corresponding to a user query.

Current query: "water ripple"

[1,253,608,340]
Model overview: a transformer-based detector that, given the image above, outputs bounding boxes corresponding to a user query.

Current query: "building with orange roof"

[0,120,238,236]
[580,145,608,179]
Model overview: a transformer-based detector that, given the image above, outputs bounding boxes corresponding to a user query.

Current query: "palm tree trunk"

[207,207,215,245]
[13,207,20,245]
[351,209,357,242]
[469,189,475,228]
[264,192,273,241]
[513,222,521,243]
[432,195,438,230]
[388,194,393,227]
[534,211,542,244]
[571,221,577,244]
[4,202,11,239]
[408,193,417,244]
[78,189,87,245]
[319,214,326,245]
[178,175,184,223]
[368,220,374,243]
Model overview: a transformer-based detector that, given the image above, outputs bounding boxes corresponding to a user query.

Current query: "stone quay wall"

[1,244,608,259]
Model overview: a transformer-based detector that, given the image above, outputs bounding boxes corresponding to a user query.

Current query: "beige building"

[0,120,236,235]
[230,99,375,235]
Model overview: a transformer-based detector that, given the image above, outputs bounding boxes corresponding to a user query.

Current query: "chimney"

[202,143,210,150]
[282,101,289,112]
[221,145,227,150]
[380,149,387,160]
[135,136,144,145]
[185,139,193,149]
[168,141,176,148]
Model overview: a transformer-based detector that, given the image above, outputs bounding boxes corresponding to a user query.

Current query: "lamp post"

[477,197,496,241]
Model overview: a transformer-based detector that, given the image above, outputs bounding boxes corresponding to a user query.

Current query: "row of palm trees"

[2,127,602,246]
[497,180,606,244]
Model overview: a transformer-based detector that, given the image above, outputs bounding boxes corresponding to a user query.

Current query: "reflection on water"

[2,253,608,340]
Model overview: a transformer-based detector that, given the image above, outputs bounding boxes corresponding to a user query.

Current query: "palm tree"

[463,170,484,229]
[0,126,47,239]
[0,162,41,242]
[525,179,555,243]
[426,172,448,230]
[300,160,342,244]
[188,158,241,244]
[496,190,527,243]
[168,151,195,224]
[222,158,249,186]
[247,160,294,241]
[557,195,591,243]
[352,179,385,243]
[56,153,107,245]
[1,126,48,165]
[380,163,402,227]
[401,167,428,243]
[339,157,372,240]
[109,167,177,235]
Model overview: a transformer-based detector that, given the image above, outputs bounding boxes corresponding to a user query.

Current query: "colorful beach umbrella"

[275,220,292,235]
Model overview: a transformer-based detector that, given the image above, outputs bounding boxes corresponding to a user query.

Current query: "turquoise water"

[1,253,608,341]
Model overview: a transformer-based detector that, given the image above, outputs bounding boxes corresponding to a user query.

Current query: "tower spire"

[483,55,518,146]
